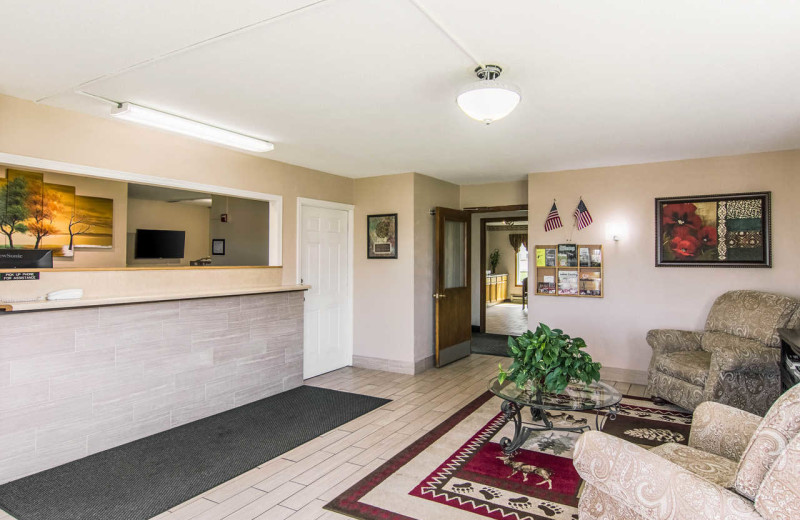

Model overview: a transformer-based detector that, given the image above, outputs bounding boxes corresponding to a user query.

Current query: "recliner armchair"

[645,290,800,415]
[573,383,800,520]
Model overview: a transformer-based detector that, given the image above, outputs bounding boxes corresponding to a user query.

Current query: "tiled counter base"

[0,290,304,484]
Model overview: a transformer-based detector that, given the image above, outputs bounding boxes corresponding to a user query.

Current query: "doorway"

[297,198,354,379]
[479,215,528,336]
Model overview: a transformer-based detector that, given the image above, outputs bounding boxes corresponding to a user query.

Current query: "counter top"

[0,284,310,312]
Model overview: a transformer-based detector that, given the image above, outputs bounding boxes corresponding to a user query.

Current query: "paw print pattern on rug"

[537,502,564,517]
[452,482,473,493]
[478,487,502,500]
[507,496,531,509]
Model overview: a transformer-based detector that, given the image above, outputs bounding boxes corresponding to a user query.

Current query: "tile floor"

[485,302,528,336]
[0,354,644,520]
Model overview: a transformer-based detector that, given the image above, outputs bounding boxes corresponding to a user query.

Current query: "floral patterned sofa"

[645,290,800,416]
[573,383,800,520]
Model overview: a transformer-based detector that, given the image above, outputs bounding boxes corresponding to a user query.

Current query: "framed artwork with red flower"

[655,192,771,267]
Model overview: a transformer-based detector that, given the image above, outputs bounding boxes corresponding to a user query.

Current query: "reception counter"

[0,278,308,484]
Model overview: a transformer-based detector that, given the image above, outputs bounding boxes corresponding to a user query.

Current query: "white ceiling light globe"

[456,65,521,124]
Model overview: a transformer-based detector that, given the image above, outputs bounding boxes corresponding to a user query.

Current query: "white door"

[300,204,352,379]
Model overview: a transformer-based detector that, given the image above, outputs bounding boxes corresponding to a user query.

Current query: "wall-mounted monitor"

[134,229,186,259]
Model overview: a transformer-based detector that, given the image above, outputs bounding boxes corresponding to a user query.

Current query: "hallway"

[485,302,528,336]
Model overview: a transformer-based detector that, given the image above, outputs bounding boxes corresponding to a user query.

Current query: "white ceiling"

[2,0,799,184]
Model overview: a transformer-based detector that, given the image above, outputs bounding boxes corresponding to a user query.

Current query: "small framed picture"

[212,239,225,256]
[367,213,398,259]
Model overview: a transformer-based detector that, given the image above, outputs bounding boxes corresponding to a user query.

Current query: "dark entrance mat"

[0,386,390,520]
[471,332,511,357]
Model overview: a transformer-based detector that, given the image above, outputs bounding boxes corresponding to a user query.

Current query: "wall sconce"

[605,222,627,242]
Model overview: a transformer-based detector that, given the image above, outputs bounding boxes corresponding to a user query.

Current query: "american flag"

[574,199,593,230]
[544,202,563,232]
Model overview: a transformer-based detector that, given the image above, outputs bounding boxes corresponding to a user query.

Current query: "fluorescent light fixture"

[111,102,273,153]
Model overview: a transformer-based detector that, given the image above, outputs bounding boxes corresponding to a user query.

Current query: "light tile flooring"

[486,302,528,336]
[0,355,645,520]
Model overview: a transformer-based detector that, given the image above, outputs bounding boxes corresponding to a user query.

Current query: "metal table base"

[498,399,620,455]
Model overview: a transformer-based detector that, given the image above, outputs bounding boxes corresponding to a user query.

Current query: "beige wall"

[413,173,460,367]
[127,199,210,266]
[486,228,525,296]
[209,196,269,267]
[353,173,416,371]
[0,167,128,268]
[528,150,800,379]
[0,94,354,284]
[460,179,527,209]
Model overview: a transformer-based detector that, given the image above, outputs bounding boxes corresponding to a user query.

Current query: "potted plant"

[498,323,602,396]
[488,248,500,274]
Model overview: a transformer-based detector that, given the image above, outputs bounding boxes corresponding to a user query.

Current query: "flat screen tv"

[134,229,185,259]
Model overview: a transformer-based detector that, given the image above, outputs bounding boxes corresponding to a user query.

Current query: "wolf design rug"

[326,391,691,520]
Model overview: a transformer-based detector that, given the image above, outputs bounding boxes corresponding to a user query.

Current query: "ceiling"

[2,0,799,184]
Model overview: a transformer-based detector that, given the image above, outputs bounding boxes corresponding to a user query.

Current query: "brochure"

[557,244,578,267]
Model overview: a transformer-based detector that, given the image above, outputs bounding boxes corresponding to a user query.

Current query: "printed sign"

[0,272,40,281]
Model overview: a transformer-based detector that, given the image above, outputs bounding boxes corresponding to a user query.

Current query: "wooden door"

[434,207,471,367]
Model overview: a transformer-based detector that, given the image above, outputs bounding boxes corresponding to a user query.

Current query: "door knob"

[433,293,447,299]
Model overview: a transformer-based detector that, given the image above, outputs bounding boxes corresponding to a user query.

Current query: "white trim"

[297,197,355,376]
[0,152,282,266]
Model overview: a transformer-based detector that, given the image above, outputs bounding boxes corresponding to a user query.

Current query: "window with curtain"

[516,244,528,286]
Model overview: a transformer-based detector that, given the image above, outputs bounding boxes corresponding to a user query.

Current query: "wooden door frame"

[480,215,528,333]
[296,197,355,378]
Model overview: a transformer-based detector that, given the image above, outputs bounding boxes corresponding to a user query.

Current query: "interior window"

[516,244,528,286]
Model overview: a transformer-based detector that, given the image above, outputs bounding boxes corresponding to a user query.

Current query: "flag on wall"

[574,199,593,230]
[544,202,563,232]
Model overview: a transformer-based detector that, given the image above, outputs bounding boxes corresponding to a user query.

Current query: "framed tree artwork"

[655,192,771,267]
[367,213,397,259]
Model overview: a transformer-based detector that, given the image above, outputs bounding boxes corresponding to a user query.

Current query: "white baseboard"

[601,366,648,386]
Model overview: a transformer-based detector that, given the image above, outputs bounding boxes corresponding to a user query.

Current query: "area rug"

[0,386,390,520]
[470,333,511,357]
[326,390,691,520]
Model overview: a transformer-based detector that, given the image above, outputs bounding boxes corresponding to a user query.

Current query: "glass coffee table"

[488,377,622,455]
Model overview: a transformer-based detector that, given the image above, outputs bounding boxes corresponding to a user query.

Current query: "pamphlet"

[537,281,556,294]
[591,248,602,267]
[545,249,556,267]
[536,249,546,267]
[579,247,590,267]
[558,270,579,295]
[557,244,578,267]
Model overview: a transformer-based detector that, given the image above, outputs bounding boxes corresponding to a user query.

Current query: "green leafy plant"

[498,323,602,394]
[488,248,500,273]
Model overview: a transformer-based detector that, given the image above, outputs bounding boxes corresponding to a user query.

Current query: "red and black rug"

[326,391,691,520]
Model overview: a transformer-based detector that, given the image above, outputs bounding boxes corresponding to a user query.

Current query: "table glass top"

[488,377,622,411]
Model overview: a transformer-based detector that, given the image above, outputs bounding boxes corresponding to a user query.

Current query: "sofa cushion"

[704,290,799,348]
[651,443,737,489]
[655,350,711,386]
[754,433,800,520]
[735,383,800,501]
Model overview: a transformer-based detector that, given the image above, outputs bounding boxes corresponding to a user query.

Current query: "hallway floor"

[485,302,528,336]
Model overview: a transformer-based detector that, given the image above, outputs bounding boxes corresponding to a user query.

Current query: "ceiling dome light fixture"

[457,65,521,125]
